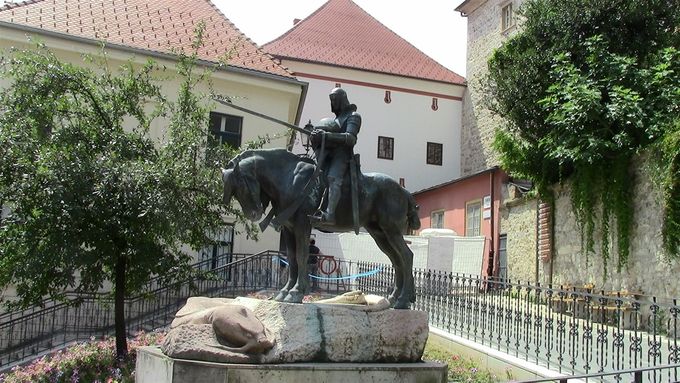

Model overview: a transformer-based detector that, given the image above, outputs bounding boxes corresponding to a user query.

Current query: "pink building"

[412,167,507,278]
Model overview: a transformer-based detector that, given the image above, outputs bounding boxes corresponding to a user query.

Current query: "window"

[465,200,482,236]
[209,112,242,149]
[200,225,234,275]
[501,2,515,31]
[426,142,443,165]
[431,210,444,229]
[498,234,508,283]
[377,136,394,160]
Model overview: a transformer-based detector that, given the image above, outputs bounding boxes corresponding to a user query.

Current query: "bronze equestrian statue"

[220,89,420,309]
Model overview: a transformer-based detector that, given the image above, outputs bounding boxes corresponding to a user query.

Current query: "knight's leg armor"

[323,176,342,224]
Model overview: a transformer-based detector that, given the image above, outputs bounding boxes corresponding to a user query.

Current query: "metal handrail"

[516,363,680,382]
[0,250,282,322]
[0,250,287,369]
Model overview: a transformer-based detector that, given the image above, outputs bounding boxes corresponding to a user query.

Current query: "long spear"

[212,97,312,135]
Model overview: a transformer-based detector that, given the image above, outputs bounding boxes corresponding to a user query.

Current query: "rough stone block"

[162,297,429,364]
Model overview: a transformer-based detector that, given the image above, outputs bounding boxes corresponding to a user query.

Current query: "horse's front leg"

[275,228,298,301]
[283,220,311,304]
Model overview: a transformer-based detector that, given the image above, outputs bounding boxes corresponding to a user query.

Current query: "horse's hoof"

[392,298,411,310]
[274,291,287,302]
[283,291,304,303]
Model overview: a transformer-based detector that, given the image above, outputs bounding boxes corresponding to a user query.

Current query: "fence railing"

[516,363,680,383]
[3,255,680,382]
[0,250,286,369]
[404,270,680,382]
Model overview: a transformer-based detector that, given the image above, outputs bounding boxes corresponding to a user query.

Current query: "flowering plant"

[0,331,165,383]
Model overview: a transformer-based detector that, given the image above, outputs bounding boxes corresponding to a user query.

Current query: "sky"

[213,0,469,77]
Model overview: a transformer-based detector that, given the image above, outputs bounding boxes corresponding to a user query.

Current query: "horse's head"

[221,159,265,222]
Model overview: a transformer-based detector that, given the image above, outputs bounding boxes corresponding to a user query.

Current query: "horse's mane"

[226,149,256,168]
[226,148,314,169]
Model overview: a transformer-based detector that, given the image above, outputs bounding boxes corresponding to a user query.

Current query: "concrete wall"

[311,231,485,275]
[282,60,464,193]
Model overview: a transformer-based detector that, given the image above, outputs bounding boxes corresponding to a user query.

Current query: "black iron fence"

[405,270,680,383]
[2,254,680,382]
[0,250,285,368]
[516,363,680,383]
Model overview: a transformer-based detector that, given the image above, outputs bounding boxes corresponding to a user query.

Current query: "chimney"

[293,18,301,25]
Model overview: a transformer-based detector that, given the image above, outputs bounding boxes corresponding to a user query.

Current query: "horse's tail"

[406,193,421,231]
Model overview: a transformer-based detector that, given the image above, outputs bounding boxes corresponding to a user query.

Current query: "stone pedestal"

[162,297,429,364]
[136,346,448,383]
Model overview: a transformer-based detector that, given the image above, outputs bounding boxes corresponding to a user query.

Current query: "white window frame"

[465,200,482,236]
[431,210,445,229]
[501,1,515,32]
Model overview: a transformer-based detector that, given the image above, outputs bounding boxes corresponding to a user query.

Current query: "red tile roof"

[263,0,465,85]
[0,0,294,79]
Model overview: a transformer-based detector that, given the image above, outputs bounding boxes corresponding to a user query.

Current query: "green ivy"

[487,0,680,272]
[652,120,680,257]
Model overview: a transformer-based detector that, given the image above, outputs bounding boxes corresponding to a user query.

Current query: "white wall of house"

[0,25,305,260]
[282,60,464,192]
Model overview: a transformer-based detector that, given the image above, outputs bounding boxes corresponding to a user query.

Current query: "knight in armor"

[310,87,361,225]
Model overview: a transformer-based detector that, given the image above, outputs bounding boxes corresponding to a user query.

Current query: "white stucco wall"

[281,60,464,192]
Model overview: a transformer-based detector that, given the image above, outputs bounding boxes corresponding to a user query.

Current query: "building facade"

[413,167,507,278]
[263,0,466,192]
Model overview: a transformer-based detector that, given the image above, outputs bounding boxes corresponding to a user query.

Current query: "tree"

[487,0,680,271]
[0,32,237,358]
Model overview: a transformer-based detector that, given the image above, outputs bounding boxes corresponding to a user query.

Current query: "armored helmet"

[329,87,350,114]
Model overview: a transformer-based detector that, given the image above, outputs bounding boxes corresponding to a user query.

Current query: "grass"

[422,339,509,382]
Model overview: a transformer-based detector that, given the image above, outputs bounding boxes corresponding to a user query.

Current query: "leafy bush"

[0,331,165,383]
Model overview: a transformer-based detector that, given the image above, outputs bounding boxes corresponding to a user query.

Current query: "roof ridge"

[204,0,294,77]
[0,0,45,12]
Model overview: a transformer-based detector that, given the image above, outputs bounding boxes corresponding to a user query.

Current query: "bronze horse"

[221,148,420,309]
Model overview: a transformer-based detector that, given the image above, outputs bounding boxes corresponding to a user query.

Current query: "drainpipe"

[535,198,540,284]
[487,170,495,278]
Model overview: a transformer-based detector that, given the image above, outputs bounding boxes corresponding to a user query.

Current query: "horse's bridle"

[233,164,264,216]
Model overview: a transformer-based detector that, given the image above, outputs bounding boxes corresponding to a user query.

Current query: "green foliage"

[0,27,244,356]
[652,120,680,257]
[487,0,680,269]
